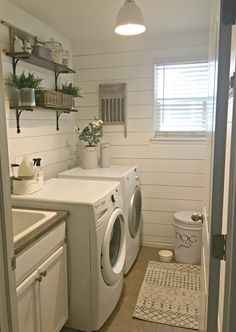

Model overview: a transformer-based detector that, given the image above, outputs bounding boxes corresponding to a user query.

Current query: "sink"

[12,208,57,242]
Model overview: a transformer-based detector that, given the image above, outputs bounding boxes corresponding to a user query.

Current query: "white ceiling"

[8,0,213,45]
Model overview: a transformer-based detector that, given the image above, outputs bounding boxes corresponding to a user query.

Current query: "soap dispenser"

[33,158,43,179]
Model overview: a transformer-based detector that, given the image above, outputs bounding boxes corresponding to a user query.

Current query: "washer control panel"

[94,184,123,223]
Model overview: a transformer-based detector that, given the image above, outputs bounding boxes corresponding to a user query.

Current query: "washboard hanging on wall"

[99,83,127,137]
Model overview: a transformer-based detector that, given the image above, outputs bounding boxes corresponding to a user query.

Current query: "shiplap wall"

[73,40,207,247]
[0,0,76,179]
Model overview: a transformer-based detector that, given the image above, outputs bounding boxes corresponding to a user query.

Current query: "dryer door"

[128,186,142,238]
[101,208,126,285]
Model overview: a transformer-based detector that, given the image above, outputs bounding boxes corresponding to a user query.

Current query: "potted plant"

[60,82,82,97]
[59,82,82,109]
[75,117,103,169]
[8,71,43,107]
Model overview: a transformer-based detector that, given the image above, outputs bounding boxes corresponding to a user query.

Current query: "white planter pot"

[82,146,98,169]
[21,88,36,106]
[10,87,21,107]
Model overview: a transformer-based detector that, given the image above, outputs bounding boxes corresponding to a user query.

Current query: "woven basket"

[61,93,73,109]
[35,90,61,108]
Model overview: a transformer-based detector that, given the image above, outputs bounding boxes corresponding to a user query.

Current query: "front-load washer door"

[101,208,126,285]
[128,186,142,238]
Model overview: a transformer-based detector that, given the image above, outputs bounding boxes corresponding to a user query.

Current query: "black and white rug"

[133,261,200,330]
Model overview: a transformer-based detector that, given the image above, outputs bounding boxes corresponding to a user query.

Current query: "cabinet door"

[17,270,41,332]
[38,244,68,332]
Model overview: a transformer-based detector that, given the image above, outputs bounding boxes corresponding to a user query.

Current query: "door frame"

[207,17,231,332]
[223,51,236,332]
[0,45,19,331]
[207,1,235,331]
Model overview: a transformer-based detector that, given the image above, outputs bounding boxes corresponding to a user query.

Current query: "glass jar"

[62,50,69,67]
[44,38,63,64]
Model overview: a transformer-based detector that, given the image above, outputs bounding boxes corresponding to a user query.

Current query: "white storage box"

[13,174,44,195]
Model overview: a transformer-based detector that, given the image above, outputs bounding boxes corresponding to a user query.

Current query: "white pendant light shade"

[115,0,146,36]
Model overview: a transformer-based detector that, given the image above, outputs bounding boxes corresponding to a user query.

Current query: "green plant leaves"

[76,118,103,146]
[8,71,43,89]
[60,82,82,97]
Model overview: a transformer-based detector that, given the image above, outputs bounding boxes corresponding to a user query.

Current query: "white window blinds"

[154,61,208,134]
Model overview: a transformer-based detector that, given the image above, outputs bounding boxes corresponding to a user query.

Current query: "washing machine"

[58,165,142,274]
[12,178,126,332]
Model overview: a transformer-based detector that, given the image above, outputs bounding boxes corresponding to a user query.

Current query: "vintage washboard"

[99,83,127,137]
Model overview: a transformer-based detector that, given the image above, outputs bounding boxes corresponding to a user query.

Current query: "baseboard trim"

[141,242,174,250]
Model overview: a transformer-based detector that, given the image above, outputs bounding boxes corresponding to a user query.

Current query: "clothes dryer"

[12,178,126,332]
[58,165,142,274]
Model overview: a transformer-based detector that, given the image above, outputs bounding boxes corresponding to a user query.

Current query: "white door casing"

[201,0,233,331]
[200,2,220,330]
[223,40,236,331]
[0,43,19,331]
[217,26,236,331]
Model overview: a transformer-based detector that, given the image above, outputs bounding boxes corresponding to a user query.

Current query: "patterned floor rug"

[133,261,200,330]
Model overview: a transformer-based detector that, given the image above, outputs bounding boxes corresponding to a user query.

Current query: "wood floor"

[62,247,194,332]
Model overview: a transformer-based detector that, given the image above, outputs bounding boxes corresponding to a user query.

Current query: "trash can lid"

[174,210,202,224]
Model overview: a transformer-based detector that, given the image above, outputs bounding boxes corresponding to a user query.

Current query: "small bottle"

[33,158,42,178]
[10,163,19,193]
[14,36,23,53]
[11,163,19,178]
[62,50,69,67]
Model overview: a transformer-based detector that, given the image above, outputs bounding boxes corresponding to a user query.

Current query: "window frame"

[153,58,208,139]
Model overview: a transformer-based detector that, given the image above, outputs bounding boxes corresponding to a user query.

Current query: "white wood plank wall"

[0,1,76,179]
[73,44,207,248]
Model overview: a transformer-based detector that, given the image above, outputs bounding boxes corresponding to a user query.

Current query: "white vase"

[10,87,21,107]
[21,88,36,106]
[100,143,110,168]
[82,146,98,169]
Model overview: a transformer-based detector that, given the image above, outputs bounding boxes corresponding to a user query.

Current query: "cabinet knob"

[40,271,47,277]
[36,276,43,282]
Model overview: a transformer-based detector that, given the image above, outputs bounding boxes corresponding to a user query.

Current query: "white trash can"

[174,210,202,264]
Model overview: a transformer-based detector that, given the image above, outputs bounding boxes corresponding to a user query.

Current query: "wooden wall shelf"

[11,106,78,133]
[3,21,78,134]
[6,52,76,75]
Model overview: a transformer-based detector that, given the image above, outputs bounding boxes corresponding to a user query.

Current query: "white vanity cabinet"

[16,221,68,332]
[17,269,40,332]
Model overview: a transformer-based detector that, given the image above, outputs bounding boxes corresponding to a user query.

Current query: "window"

[154,61,208,136]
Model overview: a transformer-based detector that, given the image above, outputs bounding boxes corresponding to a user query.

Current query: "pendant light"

[115,0,146,36]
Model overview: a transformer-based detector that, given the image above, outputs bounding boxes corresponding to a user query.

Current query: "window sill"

[150,136,206,143]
